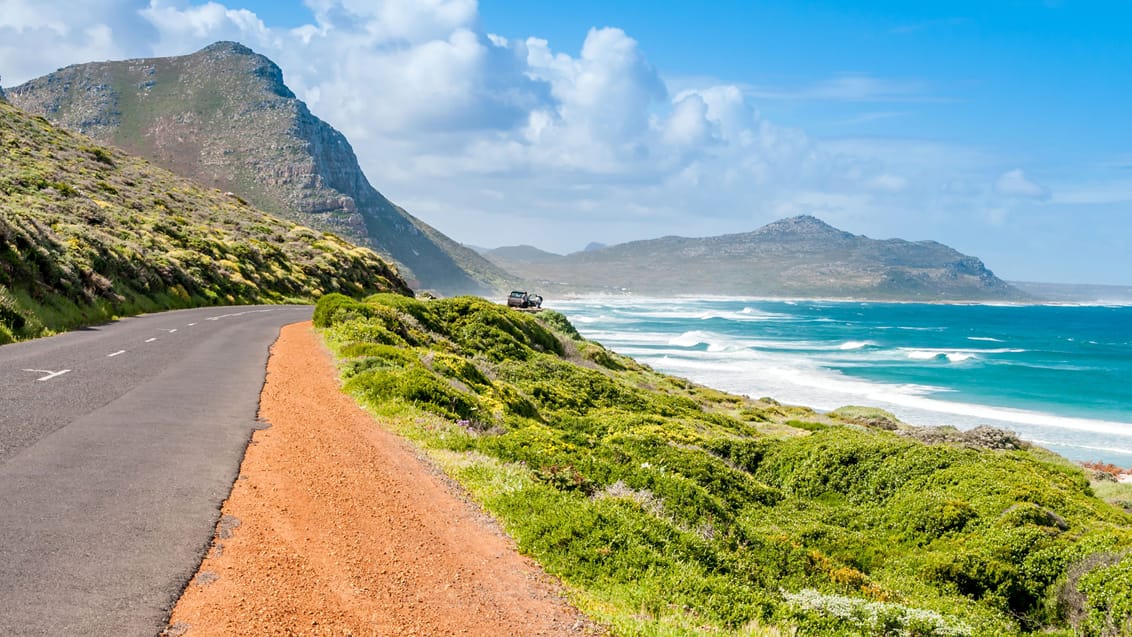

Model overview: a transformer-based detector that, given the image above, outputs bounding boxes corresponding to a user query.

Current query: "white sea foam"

[901,346,1024,356]
[906,351,940,360]
[896,326,946,331]
[946,353,976,363]
[1025,439,1132,458]
[562,299,1132,459]
[642,349,1132,439]
[668,330,710,347]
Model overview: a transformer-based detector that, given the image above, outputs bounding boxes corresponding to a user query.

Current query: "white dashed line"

[187,323,197,326]
[108,350,126,358]
[22,369,71,382]
[206,309,275,321]
[145,338,158,343]
[163,328,178,333]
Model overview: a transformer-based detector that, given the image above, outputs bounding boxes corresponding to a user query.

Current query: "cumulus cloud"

[0,0,153,84]
[0,0,1052,260]
[995,169,1050,199]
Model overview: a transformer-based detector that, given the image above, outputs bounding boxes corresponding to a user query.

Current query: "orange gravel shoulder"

[167,321,600,637]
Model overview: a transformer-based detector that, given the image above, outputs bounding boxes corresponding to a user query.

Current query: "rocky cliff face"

[487,215,1028,300]
[8,42,512,295]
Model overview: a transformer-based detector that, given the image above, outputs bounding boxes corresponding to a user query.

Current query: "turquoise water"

[553,298,1132,466]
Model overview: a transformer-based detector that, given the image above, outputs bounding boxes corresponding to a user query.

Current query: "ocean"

[551,297,1132,466]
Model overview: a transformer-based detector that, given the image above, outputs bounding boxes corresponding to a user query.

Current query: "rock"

[901,424,1028,451]
[7,42,511,295]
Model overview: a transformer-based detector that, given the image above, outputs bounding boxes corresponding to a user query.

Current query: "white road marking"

[187,323,197,326]
[206,309,275,321]
[22,369,72,382]
[107,350,126,357]
[163,328,178,333]
[145,338,157,343]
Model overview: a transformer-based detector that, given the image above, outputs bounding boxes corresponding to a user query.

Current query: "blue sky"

[1,1,1130,284]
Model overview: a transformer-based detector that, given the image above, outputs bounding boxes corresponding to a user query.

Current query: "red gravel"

[167,322,600,636]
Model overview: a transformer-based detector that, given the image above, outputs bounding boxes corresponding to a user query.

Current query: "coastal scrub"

[317,293,1132,636]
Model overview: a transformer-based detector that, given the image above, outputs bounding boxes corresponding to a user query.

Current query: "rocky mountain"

[485,215,1027,300]
[6,41,512,295]
[0,98,410,342]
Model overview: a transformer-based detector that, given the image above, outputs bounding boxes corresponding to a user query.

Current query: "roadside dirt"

[166,322,600,636]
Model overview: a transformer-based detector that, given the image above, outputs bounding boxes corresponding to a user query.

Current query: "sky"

[1,1,1130,285]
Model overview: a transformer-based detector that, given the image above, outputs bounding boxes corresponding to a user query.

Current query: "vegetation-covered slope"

[486,215,1027,301]
[315,293,1132,636]
[7,41,514,295]
[0,99,411,342]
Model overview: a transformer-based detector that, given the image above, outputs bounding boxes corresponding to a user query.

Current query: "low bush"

[315,294,1132,636]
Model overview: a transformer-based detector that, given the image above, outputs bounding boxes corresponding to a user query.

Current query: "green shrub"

[314,292,1132,636]
[537,309,582,340]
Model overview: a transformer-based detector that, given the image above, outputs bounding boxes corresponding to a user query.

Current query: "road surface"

[0,305,311,636]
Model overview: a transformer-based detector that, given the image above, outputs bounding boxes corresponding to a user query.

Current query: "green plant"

[314,293,1132,636]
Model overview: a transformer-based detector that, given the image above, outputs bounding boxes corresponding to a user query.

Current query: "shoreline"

[546,291,1132,308]
[547,297,1132,470]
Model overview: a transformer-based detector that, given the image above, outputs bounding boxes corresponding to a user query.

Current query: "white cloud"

[748,72,933,102]
[0,0,151,85]
[3,0,1118,283]
[1051,179,1132,205]
[995,168,1050,199]
[141,1,273,54]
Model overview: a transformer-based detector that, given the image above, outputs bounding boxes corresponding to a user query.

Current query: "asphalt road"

[0,305,313,636]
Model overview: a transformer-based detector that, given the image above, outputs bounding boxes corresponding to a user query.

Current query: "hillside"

[487,215,1027,301]
[0,99,411,342]
[313,292,1132,635]
[484,244,564,264]
[6,41,513,295]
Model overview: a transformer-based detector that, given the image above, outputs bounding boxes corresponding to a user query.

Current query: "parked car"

[507,290,543,309]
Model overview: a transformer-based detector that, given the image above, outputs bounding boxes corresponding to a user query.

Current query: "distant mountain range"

[484,215,1027,301]
[6,42,511,295]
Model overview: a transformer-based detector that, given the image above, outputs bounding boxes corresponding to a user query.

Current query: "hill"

[6,41,513,295]
[313,292,1132,635]
[484,244,564,264]
[487,215,1027,301]
[0,98,410,342]
[1010,281,1132,305]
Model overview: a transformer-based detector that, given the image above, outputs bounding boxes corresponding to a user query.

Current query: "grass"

[0,100,411,342]
[315,293,1132,636]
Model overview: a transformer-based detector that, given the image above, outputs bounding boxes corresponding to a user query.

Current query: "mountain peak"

[187,41,293,99]
[754,214,852,240]
[199,41,256,56]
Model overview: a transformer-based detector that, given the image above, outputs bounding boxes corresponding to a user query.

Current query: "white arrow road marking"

[22,369,72,381]
[107,350,126,358]
[145,338,157,343]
